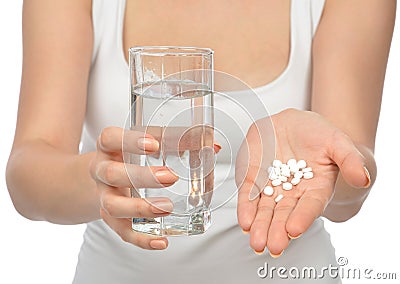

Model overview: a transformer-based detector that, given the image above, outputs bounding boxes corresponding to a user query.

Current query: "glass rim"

[129,46,214,57]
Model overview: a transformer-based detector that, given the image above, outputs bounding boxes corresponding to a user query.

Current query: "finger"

[98,127,159,155]
[286,189,329,239]
[329,132,369,188]
[237,180,260,231]
[100,189,173,218]
[177,125,214,152]
[134,125,215,155]
[203,168,214,207]
[266,196,297,256]
[249,195,276,253]
[100,208,168,250]
[236,162,270,202]
[155,125,214,154]
[95,161,178,188]
[235,121,275,201]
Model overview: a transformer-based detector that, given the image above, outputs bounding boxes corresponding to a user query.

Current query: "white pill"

[272,179,282,187]
[297,160,307,169]
[269,167,280,177]
[287,159,297,167]
[294,171,303,179]
[275,194,283,203]
[272,160,282,168]
[303,171,314,179]
[263,186,274,196]
[279,175,288,182]
[290,165,299,174]
[281,168,291,177]
[302,167,312,173]
[269,171,279,180]
[282,182,293,191]
[291,177,301,185]
[280,163,289,170]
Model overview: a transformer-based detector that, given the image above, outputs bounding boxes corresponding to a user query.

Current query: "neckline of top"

[116,0,297,93]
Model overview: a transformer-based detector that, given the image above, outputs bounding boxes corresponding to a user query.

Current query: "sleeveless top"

[81,0,325,153]
[74,1,341,283]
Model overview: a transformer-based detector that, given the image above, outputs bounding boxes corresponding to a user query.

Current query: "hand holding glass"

[128,46,214,236]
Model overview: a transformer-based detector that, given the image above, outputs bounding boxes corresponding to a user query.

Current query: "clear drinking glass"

[128,46,214,236]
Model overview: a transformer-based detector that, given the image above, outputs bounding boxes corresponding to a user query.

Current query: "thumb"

[329,133,371,188]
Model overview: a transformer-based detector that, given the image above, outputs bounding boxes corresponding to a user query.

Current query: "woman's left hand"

[236,108,370,257]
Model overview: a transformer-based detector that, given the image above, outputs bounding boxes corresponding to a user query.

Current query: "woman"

[6,0,395,283]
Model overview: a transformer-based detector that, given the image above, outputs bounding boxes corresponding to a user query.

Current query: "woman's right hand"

[89,126,179,250]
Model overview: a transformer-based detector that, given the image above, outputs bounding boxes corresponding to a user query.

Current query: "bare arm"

[312,0,396,221]
[236,0,396,256]
[6,0,98,224]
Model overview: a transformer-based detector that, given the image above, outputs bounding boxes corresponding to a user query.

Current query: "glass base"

[132,209,211,236]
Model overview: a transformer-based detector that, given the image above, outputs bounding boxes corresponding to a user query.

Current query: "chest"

[122,0,291,88]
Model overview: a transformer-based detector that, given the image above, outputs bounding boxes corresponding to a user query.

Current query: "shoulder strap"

[310,0,326,36]
[91,0,126,64]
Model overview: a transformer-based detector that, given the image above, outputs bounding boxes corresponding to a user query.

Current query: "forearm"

[310,0,394,223]
[323,144,376,222]
[6,139,100,224]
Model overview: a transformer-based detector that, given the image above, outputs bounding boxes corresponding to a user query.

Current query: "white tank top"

[81,0,325,154]
[74,1,341,283]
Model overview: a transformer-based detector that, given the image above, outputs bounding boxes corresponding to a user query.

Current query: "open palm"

[235,109,368,256]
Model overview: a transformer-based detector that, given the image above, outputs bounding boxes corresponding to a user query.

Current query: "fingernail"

[151,199,173,214]
[288,233,302,240]
[363,166,371,188]
[254,249,265,255]
[269,250,284,258]
[154,169,179,183]
[150,239,167,250]
[213,142,222,154]
[137,137,159,152]
[242,229,250,235]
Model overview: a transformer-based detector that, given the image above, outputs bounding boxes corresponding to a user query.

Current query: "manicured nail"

[154,169,179,183]
[151,199,173,214]
[288,233,302,240]
[213,143,222,154]
[137,137,159,152]
[363,166,371,188]
[254,249,265,255]
[150,240,167,250]
[269,250,284,258]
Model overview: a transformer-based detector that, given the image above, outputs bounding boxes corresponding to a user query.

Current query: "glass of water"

[128,46,214,236]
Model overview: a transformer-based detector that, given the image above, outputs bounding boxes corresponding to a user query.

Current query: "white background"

[0,2,398,284]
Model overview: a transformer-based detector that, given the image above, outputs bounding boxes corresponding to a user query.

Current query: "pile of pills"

[263,159,314,202]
